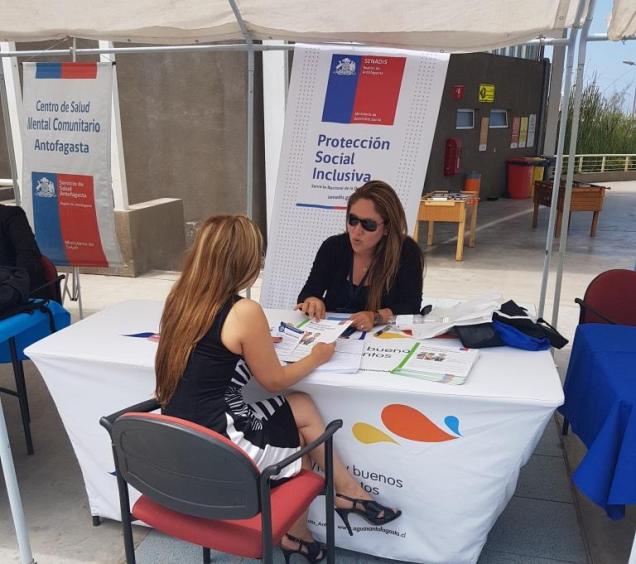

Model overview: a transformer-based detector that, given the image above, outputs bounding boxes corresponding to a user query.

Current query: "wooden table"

[532,180,610,237]
[413,196,478,261]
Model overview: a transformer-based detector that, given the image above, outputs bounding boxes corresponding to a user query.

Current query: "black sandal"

[280,533,325,563]
[335,493,402,536]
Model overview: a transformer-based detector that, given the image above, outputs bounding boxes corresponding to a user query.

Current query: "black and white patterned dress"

[163,296,301,479]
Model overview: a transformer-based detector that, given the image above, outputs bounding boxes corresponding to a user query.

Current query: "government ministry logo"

[335,57,356,76]
[35,176,56,198]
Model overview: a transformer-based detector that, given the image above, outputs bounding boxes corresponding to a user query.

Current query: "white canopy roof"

[0,0,589,52]
[608,0,636,40]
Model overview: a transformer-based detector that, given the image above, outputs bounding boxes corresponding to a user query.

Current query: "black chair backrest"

[112,413,261,519]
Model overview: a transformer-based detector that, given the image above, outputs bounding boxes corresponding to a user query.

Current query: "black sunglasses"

[347,213,384,232]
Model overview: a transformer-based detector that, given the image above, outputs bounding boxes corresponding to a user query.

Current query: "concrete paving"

[0,181,635,563]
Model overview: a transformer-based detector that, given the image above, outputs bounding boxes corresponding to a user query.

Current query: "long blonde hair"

[155,215,262,406]
[347,181,420,312]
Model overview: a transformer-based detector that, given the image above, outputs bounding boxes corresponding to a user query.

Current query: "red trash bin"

[507,158,535,199]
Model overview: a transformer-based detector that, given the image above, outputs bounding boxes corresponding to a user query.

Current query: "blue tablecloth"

[0,301,71,363]
[559,323,636,519]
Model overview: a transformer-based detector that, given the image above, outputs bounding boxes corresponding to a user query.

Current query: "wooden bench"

[532,180,610,237]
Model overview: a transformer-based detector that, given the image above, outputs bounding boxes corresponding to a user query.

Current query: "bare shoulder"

[223,298,267,353]
[230,298,266,325]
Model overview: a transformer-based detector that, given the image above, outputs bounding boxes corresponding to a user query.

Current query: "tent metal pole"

[227,0,254,222]
[0,399,35,564]
[228,0,255,299]
[0,62,20,205]
[537,0,587,318]
[550,0,596,328]
[0,43,301,59]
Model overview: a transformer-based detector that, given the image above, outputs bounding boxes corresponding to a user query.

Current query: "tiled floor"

[1,181,635,563]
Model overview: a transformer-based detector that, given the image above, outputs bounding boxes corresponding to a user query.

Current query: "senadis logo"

[352,404,461,445]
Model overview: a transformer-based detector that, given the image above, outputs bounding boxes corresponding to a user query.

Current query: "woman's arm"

[222,298,335,392]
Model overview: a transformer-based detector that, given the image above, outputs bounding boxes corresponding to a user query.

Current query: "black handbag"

[454,322,503,348]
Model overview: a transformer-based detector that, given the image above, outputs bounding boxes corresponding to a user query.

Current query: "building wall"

[0,41,267,233]
[424,52,549,199]
[114,45,266,231]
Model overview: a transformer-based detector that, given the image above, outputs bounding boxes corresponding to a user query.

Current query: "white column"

[1,42,23,200]
[99,41,129,211]
[543,34,567,156]
[262,40,288,236]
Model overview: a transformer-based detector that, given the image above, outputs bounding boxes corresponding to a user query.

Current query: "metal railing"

[562,154,636,173]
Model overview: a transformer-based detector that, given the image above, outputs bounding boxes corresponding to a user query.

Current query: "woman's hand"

[309,342,336,365]
[295,297,326,320]
[349,311,375,333]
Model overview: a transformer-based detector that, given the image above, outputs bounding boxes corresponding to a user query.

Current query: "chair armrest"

[100,398,161,435]
[575,298,618,324]
[29,274,65,297]
[260,419,343,482]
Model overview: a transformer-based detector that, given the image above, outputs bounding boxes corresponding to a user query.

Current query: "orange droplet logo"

[381,404,457,442]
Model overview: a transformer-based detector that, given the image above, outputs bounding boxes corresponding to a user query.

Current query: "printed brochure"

[391,342,479,385]
[274,318,355,368]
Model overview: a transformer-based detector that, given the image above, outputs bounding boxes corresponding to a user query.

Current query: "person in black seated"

[297,180,423,330]
[156,215,400,563]
[0,204,46,293]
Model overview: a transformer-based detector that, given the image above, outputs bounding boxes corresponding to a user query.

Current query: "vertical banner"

[510,116,521,149]
[262,45,449,309]
[527,113,537,148]
[21,62,121,267]
[478,117,489,152]
[518,116,529,149]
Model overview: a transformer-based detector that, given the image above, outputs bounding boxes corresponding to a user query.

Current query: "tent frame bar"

[537,0,588,318]
[0,43,308,59]
[549,0,597,327]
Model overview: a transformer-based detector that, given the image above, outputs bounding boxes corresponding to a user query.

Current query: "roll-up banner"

[262,45,449,309]
[21,62,121,267]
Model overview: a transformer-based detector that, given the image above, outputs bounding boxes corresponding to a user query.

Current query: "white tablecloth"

[26,300,563,564]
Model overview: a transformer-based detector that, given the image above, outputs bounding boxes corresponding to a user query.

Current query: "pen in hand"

[374,324,392,337]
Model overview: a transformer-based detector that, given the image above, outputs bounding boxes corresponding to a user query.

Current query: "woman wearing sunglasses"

[297,180,424,331]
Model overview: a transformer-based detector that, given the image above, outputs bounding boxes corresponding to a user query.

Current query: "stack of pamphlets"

[391,342,479,385]
[273,318,363,373]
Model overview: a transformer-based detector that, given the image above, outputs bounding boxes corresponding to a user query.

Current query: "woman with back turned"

[297,180,424,331]
[156,215,401,563]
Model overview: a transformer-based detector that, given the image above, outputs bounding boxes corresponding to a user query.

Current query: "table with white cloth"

[25,300,563,564]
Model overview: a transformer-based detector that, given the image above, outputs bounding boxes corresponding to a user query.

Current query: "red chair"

[563,269,636,435]
[30,255,64,302]
[100,399,340,564]
[575,269,636,326]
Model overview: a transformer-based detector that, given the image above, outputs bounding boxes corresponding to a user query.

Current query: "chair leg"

[325,436,336,564]
[202,547,211,563]
[15,360,31,423]
[8,338,33,455]
[114,456,136,564]
[562,417,569,436]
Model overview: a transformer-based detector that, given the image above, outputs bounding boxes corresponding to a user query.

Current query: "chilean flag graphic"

[322,54,406,125]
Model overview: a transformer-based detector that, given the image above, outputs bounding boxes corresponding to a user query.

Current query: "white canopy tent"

[1,1,587,50]
[1,4,636,559]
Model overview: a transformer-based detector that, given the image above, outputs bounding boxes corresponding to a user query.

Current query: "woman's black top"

[297,233,423,314]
